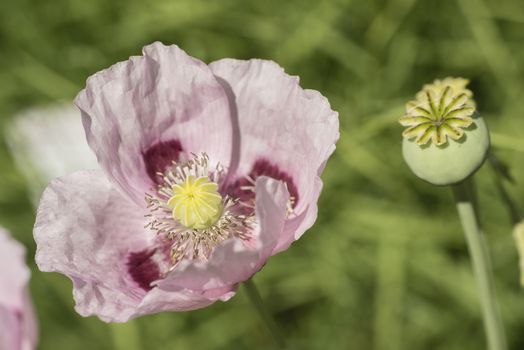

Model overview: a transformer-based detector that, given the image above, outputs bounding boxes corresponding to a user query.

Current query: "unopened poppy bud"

[399,78,490,186]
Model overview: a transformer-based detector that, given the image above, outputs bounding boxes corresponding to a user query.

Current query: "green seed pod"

[399,78,490,186]
[402,116,489,185]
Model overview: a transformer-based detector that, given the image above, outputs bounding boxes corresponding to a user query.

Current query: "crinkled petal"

[134,285,236,318]
[0,229,37,350]
[34,170,228,322]
[75,42,233,205]
[162,176,289,291]
[34,170,148,321]
[210,59,339,253]
[71,276,227,323]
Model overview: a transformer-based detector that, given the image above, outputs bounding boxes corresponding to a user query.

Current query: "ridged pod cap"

[399,78,490,186]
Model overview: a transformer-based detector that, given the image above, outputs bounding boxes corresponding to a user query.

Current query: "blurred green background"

[1,0,524,349]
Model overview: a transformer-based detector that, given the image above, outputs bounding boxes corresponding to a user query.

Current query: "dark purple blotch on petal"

[127,249,161,291]
[143,140,183,183]
[226,159,299,214]
[249,159,299,203]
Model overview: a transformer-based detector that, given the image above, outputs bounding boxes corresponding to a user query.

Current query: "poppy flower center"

[167,175,223,229]
[145,153,254,267]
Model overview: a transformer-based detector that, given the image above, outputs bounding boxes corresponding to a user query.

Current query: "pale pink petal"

[20,291,37,350]
[34,170,147,321]
[0,306,21,350]
[163,176,289,291]
[210,59,339,253]
[71,277,226,322]
[75,42,234,205]
[0,228,37,350]
[0,229,29,308]
[134,285,235,318]
[34,170,234,322]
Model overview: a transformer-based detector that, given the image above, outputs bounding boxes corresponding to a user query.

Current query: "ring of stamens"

[145,153,254,267]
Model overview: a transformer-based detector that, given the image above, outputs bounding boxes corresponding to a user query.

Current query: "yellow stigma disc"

[167,175,223,229]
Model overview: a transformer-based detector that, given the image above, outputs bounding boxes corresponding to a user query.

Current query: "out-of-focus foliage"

[1,0,524,349]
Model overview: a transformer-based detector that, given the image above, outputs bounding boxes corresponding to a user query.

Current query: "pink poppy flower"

[34,42,339,322]
[0,228,38,350]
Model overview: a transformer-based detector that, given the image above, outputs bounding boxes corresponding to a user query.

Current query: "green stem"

[488,153,522,225]
[243,278,286,349]
[109,322,142,350]
[373,232,406,350]
[452,178,507,350]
